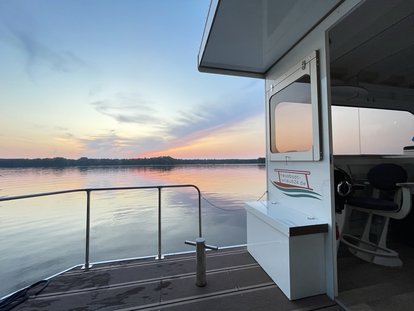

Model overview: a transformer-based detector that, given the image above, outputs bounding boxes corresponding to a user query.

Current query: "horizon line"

[0,155,266,161]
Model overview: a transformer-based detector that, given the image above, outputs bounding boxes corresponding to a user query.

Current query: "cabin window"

[269,52,321,161]
[271,77,312,153]
[332,107,414,155]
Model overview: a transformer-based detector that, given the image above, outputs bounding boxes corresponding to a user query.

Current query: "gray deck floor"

[14,247,342,311]
[337,241,414,311]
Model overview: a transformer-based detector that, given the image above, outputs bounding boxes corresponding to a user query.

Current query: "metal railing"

[0,184,202,271]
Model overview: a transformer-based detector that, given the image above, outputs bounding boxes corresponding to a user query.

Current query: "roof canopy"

[198,0,341,77]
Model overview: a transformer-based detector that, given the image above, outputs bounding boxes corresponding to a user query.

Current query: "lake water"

[0,165,265,297]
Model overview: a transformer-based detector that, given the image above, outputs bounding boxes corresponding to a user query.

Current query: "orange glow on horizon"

[138,116,265,159]
[0,135,85,159]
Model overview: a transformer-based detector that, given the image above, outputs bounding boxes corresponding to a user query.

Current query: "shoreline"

[0,156,266,168]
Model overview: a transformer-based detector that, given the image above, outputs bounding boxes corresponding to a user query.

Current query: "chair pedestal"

[341,208,403,267]
[342,234,402,267]
[337,164,411,267]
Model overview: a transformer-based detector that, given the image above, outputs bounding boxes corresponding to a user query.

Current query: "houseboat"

[1,0,413,310]
[199,0,414,308]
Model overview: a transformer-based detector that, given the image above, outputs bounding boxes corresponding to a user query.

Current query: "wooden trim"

[289,224,328,236]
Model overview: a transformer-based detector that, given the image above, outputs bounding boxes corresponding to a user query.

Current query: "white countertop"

[244,201,328,237]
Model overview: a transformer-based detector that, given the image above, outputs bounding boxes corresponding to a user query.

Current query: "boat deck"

[337,240,414,311]
[13,247,342,311]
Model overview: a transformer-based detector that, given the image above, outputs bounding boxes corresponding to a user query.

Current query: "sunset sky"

[0,0,265,159]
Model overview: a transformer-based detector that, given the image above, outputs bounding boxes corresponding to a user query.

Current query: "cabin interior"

[329,1,414,309]
[199,0,414,310]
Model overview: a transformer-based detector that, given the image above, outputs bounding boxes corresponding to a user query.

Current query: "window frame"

[268,51,321,161]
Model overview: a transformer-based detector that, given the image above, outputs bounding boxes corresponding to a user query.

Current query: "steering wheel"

[334,167,353,213]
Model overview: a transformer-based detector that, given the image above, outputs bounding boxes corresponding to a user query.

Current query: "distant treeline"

[0,156,266,168]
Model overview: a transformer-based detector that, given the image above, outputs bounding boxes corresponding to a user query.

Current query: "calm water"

[0,165,265,297]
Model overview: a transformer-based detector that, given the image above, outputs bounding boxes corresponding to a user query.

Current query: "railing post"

[197,187,202,238]
[0,184,204,268]
[156,187,163,260]
[83,190,91,270]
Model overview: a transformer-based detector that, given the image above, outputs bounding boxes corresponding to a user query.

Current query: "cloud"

[90,92,165,125]
[55,80,263,158]
[91,100,159,124]
[78,132,167,158]
[8,30,86,76]
[0,2,87,77]
[55,126,69,131]
[167,81,264,141]
[132,80,264,157]
[88,81,263,157]
[80,134,132,152]
[88,85,103,97]
[54,80,263,158]
[52,126,75,139]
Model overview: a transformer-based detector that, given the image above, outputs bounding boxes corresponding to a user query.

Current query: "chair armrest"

[396,182,414,193]
[396,182,414,187]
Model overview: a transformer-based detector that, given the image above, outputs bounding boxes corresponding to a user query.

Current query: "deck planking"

[14,247,341,311]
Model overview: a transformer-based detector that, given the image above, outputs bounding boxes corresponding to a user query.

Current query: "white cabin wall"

[264,0,363,298]
[265,28,335,301]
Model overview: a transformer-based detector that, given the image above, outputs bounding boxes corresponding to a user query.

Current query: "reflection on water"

[0,165,265,297]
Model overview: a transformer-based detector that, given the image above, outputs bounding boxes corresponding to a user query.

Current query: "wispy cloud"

[54,127,75,139]
[130,81,263,157]
[77,132,167,158]
[54,126,69,131]
[42,80,263,158]
[88,81,263,156]
[7,31,86,76]
[0,2,87,77]
[90,80,262,144]
[90,93,164,125]
[88,85,103,97]
[167,81,263,141]
[91,101,159,124]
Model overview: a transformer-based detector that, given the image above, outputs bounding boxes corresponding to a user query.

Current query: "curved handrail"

[0,184,202,270]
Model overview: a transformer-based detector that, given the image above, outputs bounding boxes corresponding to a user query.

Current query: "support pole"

[83,190,91,271]
[195,238,206,287]
[185,238,217,287]
[157,187,163,260]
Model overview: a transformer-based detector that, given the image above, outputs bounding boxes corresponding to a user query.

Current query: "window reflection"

[274,102,312,152]
[270,75,313,154]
